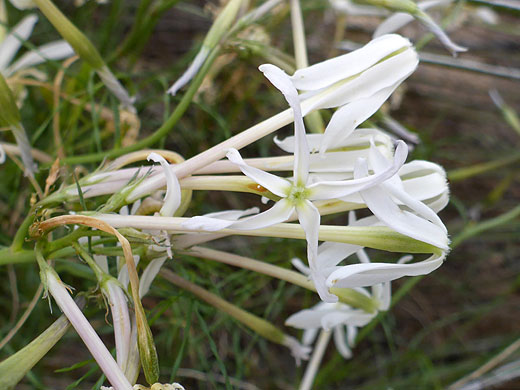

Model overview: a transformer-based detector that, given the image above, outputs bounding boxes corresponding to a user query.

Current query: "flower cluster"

[9,15,450,388]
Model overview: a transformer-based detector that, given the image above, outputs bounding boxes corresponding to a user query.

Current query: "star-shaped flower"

[184,64,408,302]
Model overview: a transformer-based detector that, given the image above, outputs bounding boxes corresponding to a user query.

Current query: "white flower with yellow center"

[184,64,408,302]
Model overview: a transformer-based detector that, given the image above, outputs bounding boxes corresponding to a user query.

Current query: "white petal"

[369,142,447,232]
[374,13,415,38]
[297,200,338,303]
[0,144,5,164]
[375,282,391,311]
[291,257,311,276]
[147,152,181,217]
[356,248,370,264]
[327,252,445,289]
[0,14,37,71]
[321,310,374,330]
[139,256,168,298]
[317,241,361,269]
[226,148,291,197]
[416,11,467,56]
[183,199,294,231]
[8,0,36,9]
[304,47,418,113]
[283,335,311,366]
[308,141,408,200]
[302,328,319,346]
[203,207,259,220]
[346,324,358,347]
[333,326,353,359]
[331,0,388,16]
[259,64,309,184]
[286,308,329,329]
[181,215,237,231]
[167,47,209,96]
[7,40,74,75]
[426,191,449,213]
[402,173,448,202]
[290,34,412,91]
[319,84,399,154]
[230,198,295,230]
[354,157,449,250]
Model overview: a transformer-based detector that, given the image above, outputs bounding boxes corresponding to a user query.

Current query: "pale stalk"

[0,142,53,164]
[190,246,378,312]
[299,330,332,390]
[179,175,278,199]
[289,0,324,133]
[90,213,440,254]
[72,242,131,372]
[159,268,308,361]
[35,248,132,390]
[0,0,6,42]
[32,215,159,385]
[127,107,295,201]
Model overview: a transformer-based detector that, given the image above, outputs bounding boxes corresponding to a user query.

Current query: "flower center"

[287,184,309,204]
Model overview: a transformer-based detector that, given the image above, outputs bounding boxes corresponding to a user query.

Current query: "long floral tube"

[92,213,441,254]
[189,246,378,312]
[36,260,132,390]
[159,268,311,364]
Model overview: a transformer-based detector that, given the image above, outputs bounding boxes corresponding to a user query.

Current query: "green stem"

[190,246,379,312]
[0,247,36,266]
[451,204,520,248]
[11,212,35,251]
[160,269,287,346]
[448,152,520,182]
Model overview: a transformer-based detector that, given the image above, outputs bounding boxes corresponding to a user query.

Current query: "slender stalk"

[290,0,308,69]
[451,204,520,248]
[91,213,440,254]
[448,337,520,390]
[190,246,378,312]
[11,213,35,251]
[32,215,159,384]
[448,152,520,182]
[160,269,296,348]
[299,330,331,390]
[126,107,294,201]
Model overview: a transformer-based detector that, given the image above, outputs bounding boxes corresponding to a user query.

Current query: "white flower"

[286,238,420,359]
[183,64,408,302]
[0,14,74,77]
[291,34,418,154]
[353,144,449,250]
[286,300,375,359]
[290,211,445,299]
